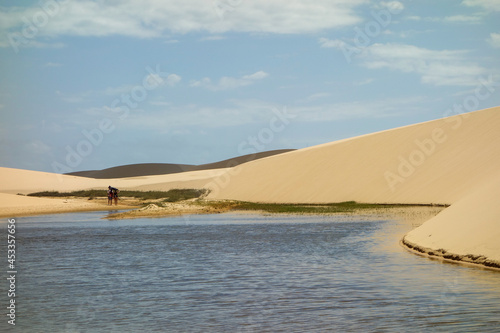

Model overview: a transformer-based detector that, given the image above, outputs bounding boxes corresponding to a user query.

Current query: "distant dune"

[1,107,500,269]
[65,149,295,178]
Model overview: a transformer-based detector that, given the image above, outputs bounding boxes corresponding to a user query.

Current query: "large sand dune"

[206,107,500,205]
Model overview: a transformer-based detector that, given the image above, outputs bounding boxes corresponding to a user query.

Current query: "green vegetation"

[162,189,209,202]
[28,189,445,214]
[196,200,430,214]
[28,189,209,202]
[27,190,104,198]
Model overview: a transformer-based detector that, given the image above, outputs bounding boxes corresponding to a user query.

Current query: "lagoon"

[2,212,500,332]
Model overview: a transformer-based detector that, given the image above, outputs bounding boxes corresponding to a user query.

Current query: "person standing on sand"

[108,186,119,205]
[107,186,113,205]
[113,187,119,205]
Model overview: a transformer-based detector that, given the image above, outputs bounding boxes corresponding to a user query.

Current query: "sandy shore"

[0,193,139,218]
[106,202,224,219]
[401,173,500,269]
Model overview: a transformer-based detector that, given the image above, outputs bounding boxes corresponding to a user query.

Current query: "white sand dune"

[206,107,500,205]
[403,174,500,264]
[1,106,500,268]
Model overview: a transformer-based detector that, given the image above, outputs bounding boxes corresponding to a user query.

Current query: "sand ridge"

[205,107,500,205]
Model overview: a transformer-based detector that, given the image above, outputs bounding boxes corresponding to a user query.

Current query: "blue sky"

[0,0,499,173]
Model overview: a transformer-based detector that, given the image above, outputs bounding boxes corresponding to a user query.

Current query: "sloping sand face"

[206,107,500,205]
[403,175,500,267]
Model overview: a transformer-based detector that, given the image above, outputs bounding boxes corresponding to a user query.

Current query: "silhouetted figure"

[108,186,119,205]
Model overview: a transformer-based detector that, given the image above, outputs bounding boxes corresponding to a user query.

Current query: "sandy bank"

[106,202,223,219]
[401,174,500,269]
[0,193,134,218]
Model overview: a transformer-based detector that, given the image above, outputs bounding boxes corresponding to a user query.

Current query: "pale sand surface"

[403,174,500,266]
[1,106,500,269]
[0,193,128,218]
[106,202,223,219]
[0,167,228,195]
[205,107,500,205]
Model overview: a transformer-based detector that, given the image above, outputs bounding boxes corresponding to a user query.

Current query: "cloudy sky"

[1,0,499,173]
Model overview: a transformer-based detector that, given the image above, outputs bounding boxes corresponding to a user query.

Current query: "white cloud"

[379,1,405,12]
[355,78,374,86]
[1,39,65,50]
[199,35,226,41]
[102,74,181,95]
[331,42,487,86]
[56,90,92,104]
[296,92,331,103]
[149,100,172,107]
[24,140,52,156]
[406,15,422,21]
[319,37,346,49]
[488,32,500,48]
[403,14,483,25]
[124,96,425,132]
[242,71,269,80]
[191,71,269,91]
[306,92,331,101]
[44,62,63,68]
[164,74,182,86]
[102,85,134,96]
[292,96,425,122]
[398,29,434,38]
[462,0,500,11]
[123,100,282,129]
[362,44,486,86]
[0,0,367,47]
[443,14,483,24]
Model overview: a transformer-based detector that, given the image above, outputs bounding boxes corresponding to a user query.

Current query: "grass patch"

[197,201,421,214]
[27,190,104,198]
[27,189,444,215]
[162,189,209,202]
[28,189,209,202]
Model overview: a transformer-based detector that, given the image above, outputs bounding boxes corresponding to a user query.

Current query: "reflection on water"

[1,212,499,332]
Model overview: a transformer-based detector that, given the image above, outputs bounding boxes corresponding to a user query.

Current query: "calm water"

[1,212,499,332]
